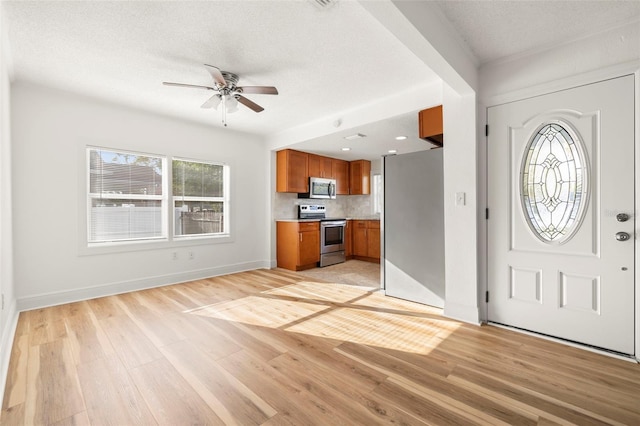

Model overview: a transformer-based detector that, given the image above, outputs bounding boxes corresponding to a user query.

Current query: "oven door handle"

[321,221,346,226]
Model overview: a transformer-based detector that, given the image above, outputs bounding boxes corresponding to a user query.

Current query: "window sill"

[79,233,233,256]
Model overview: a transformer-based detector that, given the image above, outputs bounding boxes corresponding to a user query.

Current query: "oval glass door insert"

[521,121,588,243]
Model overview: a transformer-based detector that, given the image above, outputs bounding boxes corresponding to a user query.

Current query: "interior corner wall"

[0,3,17,409]
[10,83,270,310]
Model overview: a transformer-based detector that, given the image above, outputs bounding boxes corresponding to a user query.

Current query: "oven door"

[320,220,345,254]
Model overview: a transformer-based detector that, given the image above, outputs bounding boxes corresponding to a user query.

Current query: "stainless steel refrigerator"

[383,149,445,308]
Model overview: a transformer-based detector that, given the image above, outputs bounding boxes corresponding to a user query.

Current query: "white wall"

[0,3,17,406]
[364,1,480,323]
[479,20,640,103]
[11,83,270,310]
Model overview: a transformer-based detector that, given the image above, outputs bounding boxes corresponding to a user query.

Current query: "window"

[372,174,382,215]
[173,158,229,237]
[88,148,165,243]
[520,122,588,243]
[87,148,229,246]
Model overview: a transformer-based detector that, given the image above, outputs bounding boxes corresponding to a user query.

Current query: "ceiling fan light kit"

[163,64,278,127]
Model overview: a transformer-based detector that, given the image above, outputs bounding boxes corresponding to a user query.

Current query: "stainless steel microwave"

[299,177,336,199]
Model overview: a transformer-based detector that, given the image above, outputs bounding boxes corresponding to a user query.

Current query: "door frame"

[481,61,640,360]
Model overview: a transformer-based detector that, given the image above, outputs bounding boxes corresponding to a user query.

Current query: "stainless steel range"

[298,205,346,267]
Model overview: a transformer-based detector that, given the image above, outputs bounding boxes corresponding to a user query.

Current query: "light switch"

[455,192,466,206]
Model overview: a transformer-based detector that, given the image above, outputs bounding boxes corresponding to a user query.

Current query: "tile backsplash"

[274,192,378,220]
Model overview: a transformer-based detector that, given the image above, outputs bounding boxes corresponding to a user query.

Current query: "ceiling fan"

[163,64,278,126]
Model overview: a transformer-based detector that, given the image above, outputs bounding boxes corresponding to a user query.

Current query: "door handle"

[616,213,630,222]
[615,232,631,241]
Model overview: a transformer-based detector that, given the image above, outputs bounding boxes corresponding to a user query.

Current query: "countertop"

[275,217,380,222]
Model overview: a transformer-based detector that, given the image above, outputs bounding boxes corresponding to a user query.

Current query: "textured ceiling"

[3,1,639,160]
[2,0,438,142]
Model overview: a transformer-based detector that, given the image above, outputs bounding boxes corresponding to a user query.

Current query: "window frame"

[172,157,231,240]
[81,146,232,255]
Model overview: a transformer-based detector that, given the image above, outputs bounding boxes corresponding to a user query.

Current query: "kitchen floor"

[293,259,381,289]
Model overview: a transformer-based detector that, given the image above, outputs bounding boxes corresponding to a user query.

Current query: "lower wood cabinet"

[350,220,380,263]
[276,221,320,271]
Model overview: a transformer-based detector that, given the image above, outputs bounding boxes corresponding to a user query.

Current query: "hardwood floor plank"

[448,364,630,426]
[336,342,536,425]
[129,357,225,425]
[64,306,115,366]
[85,295,126,320]
[2,333,28,410]
[0,402,25,425]
[27,339,86,425]
[3,268,639,425]
[76,354,157,425]
[50,410,91,426]
[160,339,276,425]
[98,313,163,370]
[217,349,341,426]
[268,351,428,425]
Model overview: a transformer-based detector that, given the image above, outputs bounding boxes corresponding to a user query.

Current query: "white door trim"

[482,60,640,360]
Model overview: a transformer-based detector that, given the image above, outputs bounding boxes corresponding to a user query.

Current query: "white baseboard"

[443,301,481,325]
[16,260,271,312]
[0,299,19,411]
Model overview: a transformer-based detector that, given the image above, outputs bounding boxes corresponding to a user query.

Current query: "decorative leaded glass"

[521,122,588,243]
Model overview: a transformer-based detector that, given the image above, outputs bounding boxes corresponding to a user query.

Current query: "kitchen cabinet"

[352,220,380,262]
[349,160,371,195]
[276,149,308,193]
[308,154,333,179]
[345,219,353,257]
[276,221,320,271]
[333,159,349,195]
[418,105,443,147]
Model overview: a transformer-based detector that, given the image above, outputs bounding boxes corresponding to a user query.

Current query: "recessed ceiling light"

[344,133,367,140]
[388,149,397,154]
[395,136,407,141]
[341,147,351,151]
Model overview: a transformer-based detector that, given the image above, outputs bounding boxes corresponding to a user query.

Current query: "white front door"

[487,75,635,355]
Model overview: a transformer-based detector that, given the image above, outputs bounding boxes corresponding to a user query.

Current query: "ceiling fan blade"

[201,94,221,109]
[237,95,264,113]
[238,86,279,95]
[163,82,214,90]
[204,64,227,87]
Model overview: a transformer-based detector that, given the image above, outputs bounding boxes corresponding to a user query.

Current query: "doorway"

[487,75,635,355]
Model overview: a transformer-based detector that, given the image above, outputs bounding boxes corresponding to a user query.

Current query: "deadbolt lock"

[616,213,630,222]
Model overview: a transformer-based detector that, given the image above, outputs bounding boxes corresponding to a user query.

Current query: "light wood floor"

[2,268,640,425]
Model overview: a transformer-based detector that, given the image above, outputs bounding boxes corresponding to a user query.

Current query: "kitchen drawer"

[367,220,380,229]
[354,220,367,229]
[298,222,319,232]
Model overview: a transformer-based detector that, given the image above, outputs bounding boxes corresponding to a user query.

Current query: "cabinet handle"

[300,233,302,242]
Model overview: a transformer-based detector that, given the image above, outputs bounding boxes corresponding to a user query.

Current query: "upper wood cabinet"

[332,159,349,195]
[308,154,333,179]
[419,105,443,147]
[349,160,371,195]
[276,149,308,193]
[276,149,366,196]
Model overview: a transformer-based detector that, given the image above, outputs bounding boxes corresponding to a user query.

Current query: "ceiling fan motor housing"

[218,71,240,94]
